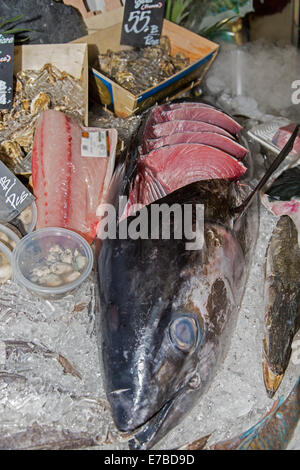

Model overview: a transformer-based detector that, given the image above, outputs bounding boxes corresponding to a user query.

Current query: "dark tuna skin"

[96,181,258,449]
[263,216,300,397]
[96,102,259,449]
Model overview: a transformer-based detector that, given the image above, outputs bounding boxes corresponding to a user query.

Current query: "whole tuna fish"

[96,102,259,449]
[180,376,300,450]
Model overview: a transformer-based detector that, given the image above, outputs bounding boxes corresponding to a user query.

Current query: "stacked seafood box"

[0,5,299,453]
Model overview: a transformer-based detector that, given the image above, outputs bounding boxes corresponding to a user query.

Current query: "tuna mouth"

[262,357,284,398]
[127,387,187,450]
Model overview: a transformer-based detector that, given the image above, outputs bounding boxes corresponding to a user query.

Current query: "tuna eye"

[169,316,198,353]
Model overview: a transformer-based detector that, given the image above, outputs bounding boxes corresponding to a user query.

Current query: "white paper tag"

[81,130,109,158]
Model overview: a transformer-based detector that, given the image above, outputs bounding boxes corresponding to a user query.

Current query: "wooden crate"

[14,43,89,125]
[74,8,219,118]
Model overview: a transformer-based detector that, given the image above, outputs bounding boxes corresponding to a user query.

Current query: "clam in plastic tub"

[0,223,22,251]
[11,227,94,299]
[0,241,13,284]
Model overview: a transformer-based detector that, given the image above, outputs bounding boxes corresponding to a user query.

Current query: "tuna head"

[97,219,246,449]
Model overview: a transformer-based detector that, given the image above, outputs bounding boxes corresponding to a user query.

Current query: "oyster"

[0,64,85,175]
[0,250,12,284]
[96,36,190,95]
[0,141,24,170]
[27,245,88,289]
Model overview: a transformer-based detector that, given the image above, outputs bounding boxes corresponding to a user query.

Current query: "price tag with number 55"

[121,1,166,48]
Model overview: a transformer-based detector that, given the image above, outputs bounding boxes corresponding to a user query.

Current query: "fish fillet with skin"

[32,110,117,243]
[149,120,235,140]
[149,104,243,135]
[142,131,248,159]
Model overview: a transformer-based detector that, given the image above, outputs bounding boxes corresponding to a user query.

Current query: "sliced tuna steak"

[32,110,117,243]
[150,105,242,135]
[149,119,234,140]
[124,144,246,217]
[142,131,248,159]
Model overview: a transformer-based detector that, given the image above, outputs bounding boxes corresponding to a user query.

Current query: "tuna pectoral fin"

[262,357,284,398]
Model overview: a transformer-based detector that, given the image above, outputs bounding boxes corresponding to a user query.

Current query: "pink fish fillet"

[142,132,248,159]
[149,120,234,140]
[123,144,246,218]
[32,110,117,243]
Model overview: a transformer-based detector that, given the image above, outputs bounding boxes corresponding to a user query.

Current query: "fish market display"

[96,100,259,449]
[0,64,85,174]
[183,376,300,450]
[96,37,190,95]
[32,110,117,243]
[272,123,300,156]
[262,216,300,397]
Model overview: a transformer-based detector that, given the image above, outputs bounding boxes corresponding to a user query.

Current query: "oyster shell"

[0,64,85,176]
[96,36,190,95]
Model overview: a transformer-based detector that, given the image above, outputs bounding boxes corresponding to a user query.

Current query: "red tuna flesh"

[149,120,234,140]
[150,105,243,135]
[124,144,246,217]
[142,132,248,159]
[32,110,117,243]
[272,123,300,155]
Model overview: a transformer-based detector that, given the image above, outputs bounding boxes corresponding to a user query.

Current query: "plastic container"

[0,241,13,284]
[12,227,94,299]
[0,223,22,251]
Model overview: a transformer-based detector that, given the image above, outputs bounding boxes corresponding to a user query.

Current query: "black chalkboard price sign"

[121,0,166,48]
[0,34,14,110]
[0,160,35,223]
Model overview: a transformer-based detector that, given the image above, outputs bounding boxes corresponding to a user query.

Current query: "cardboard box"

[14,43,89,125]
[75,8,219,118]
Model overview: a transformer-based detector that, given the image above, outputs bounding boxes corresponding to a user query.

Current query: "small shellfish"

[50,262,73,275]
[30,92,51,115]
[63,271,81,283]
[0,140,24,169]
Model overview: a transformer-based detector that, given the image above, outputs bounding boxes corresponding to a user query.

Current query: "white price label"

[81,130,109,158]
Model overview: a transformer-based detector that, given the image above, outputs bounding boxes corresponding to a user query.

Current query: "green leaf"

[199,16,237,37]
[2,28,33,34]
[0,14,24,29]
